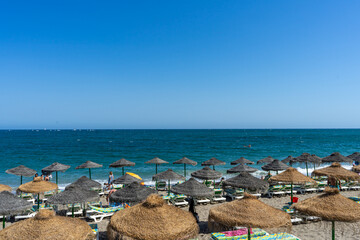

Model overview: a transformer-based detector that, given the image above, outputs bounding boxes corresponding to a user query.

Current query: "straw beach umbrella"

[269,168,316,204]
[47,186,99,217]
[281,156,295,165]
[291,153,322,176]
[261,160,289,174]
[321,152,353,163]
[191,167,222,180]
[18,177,58,209]
[227,164,257,174]
[145,157,168,174]
[109,182,156,205]
[173,157,197,178]
[231,157,254,165]
[42,162,70,184]
[348,152,360,160]
[0,209,94,240]
[257,156,275,164]
[171,178,214,198]
[107,194,199,240]
[65,176,101,190]
[0,191,33,228]
[208,193,291,239]
[294,188,360,240]
[153,169,185,195]
[0,184,12,192]
[75,161,102,179]
[201,157,225,170]
[312,162,360,181]
[223,172,269,194]
[6,165,36,185]
[110,158,135,176]
[113,174,142,185]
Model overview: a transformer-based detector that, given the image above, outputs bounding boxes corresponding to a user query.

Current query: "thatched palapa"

[0,184,12,192]
[107,194,199,240]
[281,156,295,164]
[257,156,275,164]
[348,152,360,160]
[312,162,360,180]
[294,187,360,222]
[109,182,156,204]
[0,209,94,240]
[231,157,254,165]
[208,193,291,231]
[145,157,168,165]
[191,167,222,180]
[76,161,102,169]
[171,178,214,197]
[261,160,289,172]
[48,186,99,205]
[269,168,316,184]
[152,169,185,181]
[321,152,352,163]
[293,153,322,164]
[223,172,269,193]
[0,191,33,215]
[6,165,36,177]
[113,174,142,185]
[110,158,135,168]
[42,162,70,173]
[66,176,101,190]
[227,164,257,174]
[173,157,197,166]
[201,157,226,167]
[18,177,58,193]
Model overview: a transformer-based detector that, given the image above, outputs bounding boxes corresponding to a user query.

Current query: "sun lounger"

[156,181,167,191]
[212,188,226,203]
[195,197,210,205]
[170,194,188,207]
[87,205,124,222]
[211,228,267,240]
[303,182,317,193]
[256,233,301,239]
[267,185,285,197]
[89,223,99,240]
[224,188,244,200]
[316,181,326,191]
[15,209,37,221]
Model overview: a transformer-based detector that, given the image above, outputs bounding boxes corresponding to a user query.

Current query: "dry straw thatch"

[171,178,214,197]
[208,193,291,231]
[201,157,226,166]
[173,157,197,166]
[0,191,33,215]
[261,160,289,172]
[227,164,257,174]
[42,162,70,172]
[110,158,136,168]
[18,177,58,193]
[0,209,94,240]
[113,174,142,185]
[109,182,156,204]
[145,157,169,165]
[76,161,102,169]
[348,152,360,160]
[293,188,360,222]
[281,156,295,164]
[312,162,360,181]
[223,172,269,193]
[230,157,254,165]
[6,165,36,177]
[47,186,99,205]
[107,194,199,240]
[257,156,275,164]
[66,176,101,190]
[269,167,316,184]
[191,167,222,180]
[0,184,12,192]
[321,152,353,163]
[152,169,185,181]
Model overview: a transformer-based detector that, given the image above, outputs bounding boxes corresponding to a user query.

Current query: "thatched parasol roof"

[223,172,269,193]
[321,152,352,163]
[110,158,136,168]
[6,165,36,177]
[171,178,214,197]
[76,160,102,169]
[173,157,197,166]
[292,153,322,164]
[208,193,291,229]
[18,177,58,193]
[269,167,316,184]
[0,191,33,215]
[312,162,360,180]
[227,164,257,174]
[257,156,275,164]
[281,156,295,164]
[347,152,360,160]
[201,157,226,166]
[42,162,70,173]
[107,194,199,240]
[0,184,12,192]
[145,157,169,165]
[230,157,254,165]
[0,209,94,240]
[261,160,289,171]
[109,182,156,204]
[65,176,101,190]
[152,169,185,181]
[113,174,142,185]
[191,167,222,180]
[294,188,360,222]
[48,186,99,205]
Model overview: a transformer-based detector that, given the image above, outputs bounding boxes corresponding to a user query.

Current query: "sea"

[1,129,359,188]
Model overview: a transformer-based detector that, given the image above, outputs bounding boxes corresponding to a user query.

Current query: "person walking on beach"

[106,171,114,190]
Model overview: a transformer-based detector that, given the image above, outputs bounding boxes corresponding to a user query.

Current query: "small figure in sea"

[244,144,251,148]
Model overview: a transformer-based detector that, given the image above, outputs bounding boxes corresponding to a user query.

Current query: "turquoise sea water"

[0,129,359,187]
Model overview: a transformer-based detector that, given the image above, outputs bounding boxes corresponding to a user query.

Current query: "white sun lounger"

[291,217,303,224]
[195,197,210,205]
[15,211,36,220]
[87,212,114,222]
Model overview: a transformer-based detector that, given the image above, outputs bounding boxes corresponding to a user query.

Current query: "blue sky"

[1,1,360,129]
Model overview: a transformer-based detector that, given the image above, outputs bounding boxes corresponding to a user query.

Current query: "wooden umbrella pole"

[168,179,171,196]
[2,216,5,229]
[37,193,40,210]
[122,167,125,176]
[89,168,91,179]
[332,221,335,240]
[248,226,251,240]
[56,172,58,184]
[72,204,75,218]
[21,175,23,185]
[184,164,186,178]
[291,182,293,204]
[306,161,309,177]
